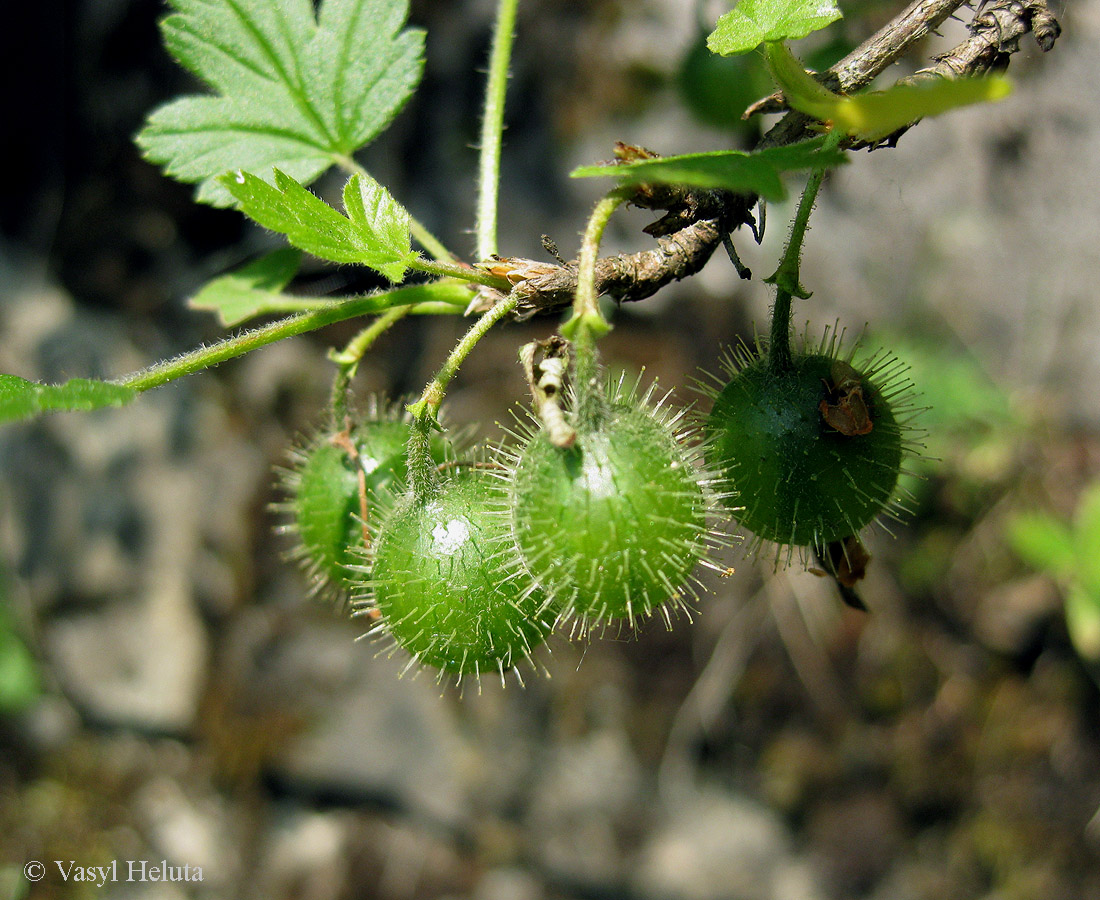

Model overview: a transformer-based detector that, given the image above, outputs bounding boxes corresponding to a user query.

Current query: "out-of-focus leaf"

[1065,585,1100,663]
[190,249,305,326]
[1073,483,1100,594]
[1007,513,1076,580]
[766,42,1011,141]
[0,630,40,713]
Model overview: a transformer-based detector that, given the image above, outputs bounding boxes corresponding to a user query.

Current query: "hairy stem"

[407,295,520,423]
[329,306,411,424]
[768,130,844,373]
[406,414,442,501]
[564,189,628,425]
[476,0,520,261]
[409,257,512,290]
[116,282,469,395]
[565,189,630,338]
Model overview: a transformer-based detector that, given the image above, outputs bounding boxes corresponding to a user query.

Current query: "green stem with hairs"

[475,0,520,261]
[406,414,443,500]
[408,295,520,423]
[563,188,629,425]
[405,295,519,499]
[116,282,469,395]
[410,257,511,290]
[766,129,844,373]
[329,305,412,424]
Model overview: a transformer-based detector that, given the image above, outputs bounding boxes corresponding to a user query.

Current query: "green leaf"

[765,42,1012,142]
[341,172,413,281]
[221,169,413,279]
[0,375,137,424]
[708,0,842,56]
[190,248,305,326]
[569,137,845,202]
[136,0,425,206]
[828,77,1013,142]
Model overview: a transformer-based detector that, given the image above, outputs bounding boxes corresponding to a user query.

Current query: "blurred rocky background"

[2,0,1100,898]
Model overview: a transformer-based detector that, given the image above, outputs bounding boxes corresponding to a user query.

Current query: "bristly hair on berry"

[497,367,737,638]
[351,460,555,692]
[698,322,925,570]
[272,395,459,606]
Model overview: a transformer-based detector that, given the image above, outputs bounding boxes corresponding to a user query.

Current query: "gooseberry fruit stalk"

[357,298,554,684]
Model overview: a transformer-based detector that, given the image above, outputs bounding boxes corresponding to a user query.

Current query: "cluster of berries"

[279,334,914,684]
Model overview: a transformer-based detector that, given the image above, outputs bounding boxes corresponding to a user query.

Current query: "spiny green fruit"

[705,336,915,551]
[278,405,451,595]
[363,468,553,683]
[507,376,714,632]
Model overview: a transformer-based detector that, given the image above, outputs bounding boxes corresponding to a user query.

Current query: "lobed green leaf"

[136,0,425,206]
[708,0,842,56]
[569,137,846,201]
[221,169,414,279]
[0,375,137,424]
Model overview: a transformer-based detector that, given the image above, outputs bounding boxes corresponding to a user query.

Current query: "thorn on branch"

[723,233,752,280]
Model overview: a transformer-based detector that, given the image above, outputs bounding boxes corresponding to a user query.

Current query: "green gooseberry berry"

[705,342,914,550]
[278,407,451,595]
[508,377,713,632]
[364,468,553,683]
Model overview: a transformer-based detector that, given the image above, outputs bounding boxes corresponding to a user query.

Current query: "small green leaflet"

[221,169,414,280]
[708,0,842,56]
[0,375,136,424]
[137,0,424,206]
[189,248,314,326]
[191,251,471,327]
[766,42,1013,142]
[570,137,846,201]
[829,78,1012,142]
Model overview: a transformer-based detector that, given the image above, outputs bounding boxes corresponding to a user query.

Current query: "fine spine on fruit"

[703,326,920,562]
[504,370,725,635]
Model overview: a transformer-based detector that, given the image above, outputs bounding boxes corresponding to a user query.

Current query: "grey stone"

[633,787,827,900]
[272,628,470,828]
